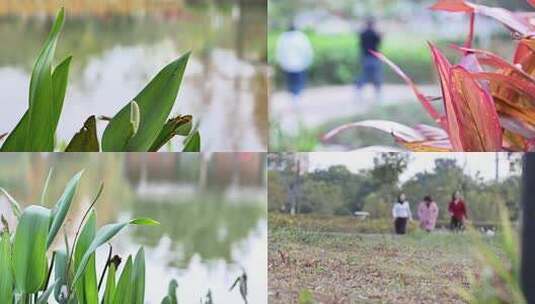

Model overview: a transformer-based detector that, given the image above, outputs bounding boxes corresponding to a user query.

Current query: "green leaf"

[50,56,72,140]
[161,279,178,304]
[148,115,192,152]
[13,205,51,293]
[47,170,84,248]
[0,187,22,218]
[26,8,66,151]
[183,131,200,152]
[113,256,133,304]
[130,218,159,225]
[65,116,100,152]
[72,218,158,286]
[103,263,117,304]
[102,52,190,151]
[74,210,98,304]
[0,232,14,304]
[53,249,68,302]
[0,112,28,151]
[132,248,145,304]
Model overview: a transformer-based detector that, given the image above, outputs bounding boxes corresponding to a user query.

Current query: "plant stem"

[98,244,113,291]
[43,251,56,291]
[65,183,104,293]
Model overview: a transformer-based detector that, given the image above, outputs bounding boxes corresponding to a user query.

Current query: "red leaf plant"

[323,0,535,152]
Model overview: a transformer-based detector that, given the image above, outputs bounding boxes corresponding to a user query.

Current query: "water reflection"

[0,153,267,303]
[0,1,268,151]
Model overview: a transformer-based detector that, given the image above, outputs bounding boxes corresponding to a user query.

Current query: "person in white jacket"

[392,193,412,235]
[275,22,313,101]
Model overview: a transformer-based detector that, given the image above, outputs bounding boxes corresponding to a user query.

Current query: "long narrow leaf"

[26,8,65,151]
[47,170,84,248]
[103,263,117,304]
[13,206,51,293]
[102,53,190,151]
[132,248,145,304]
[74,210,98,304]
[0,232,13,304]
[72,218,158,286]
[113,256,133,304]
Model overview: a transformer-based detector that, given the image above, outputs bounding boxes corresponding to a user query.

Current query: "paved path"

[270,84,440,135]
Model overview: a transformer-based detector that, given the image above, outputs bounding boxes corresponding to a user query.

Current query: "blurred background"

[0,0,267,151]
[0,152,267,302]
[268,0,532,151]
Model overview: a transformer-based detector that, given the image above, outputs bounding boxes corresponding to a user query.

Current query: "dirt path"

[270,84,440,134]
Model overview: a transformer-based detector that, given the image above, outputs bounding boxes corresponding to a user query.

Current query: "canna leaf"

[113,256,133,304]
[72,218,158,286]
[47,170,84,248]
[26,8,66,151]
[132,248,146,304]
[449,66,503,151]
[65,116,100,152]
[0,187,22,218]
[431,0,533,36]
[103,263,117,304]
[429,43,463,150]
[13,206,51,293]
[369,52,444,127]
[74,210,98,304]
[0,231,13,304]
[53,249,68,303]
[102,52,190,151]
[149,115,192,152]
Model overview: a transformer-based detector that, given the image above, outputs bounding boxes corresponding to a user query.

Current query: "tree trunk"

[521,153,535,303]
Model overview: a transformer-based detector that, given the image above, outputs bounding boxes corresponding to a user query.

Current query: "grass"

[269,213,504,304]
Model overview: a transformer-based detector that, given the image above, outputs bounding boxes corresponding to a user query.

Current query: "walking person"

[392,193,412,235]
[275,21,313,103]
[355,17,383,102]
[448,191,468,232]
[417,195,439,232]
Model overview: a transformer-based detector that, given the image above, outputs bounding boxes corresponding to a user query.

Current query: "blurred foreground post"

[522,153,535,303]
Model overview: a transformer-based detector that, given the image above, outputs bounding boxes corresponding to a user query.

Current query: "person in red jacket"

[448,190,468,232]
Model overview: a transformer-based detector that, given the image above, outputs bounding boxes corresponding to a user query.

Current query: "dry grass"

[269,214,502,304]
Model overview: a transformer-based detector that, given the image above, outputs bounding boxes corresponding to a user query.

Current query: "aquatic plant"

[0,170,179,303]
[0,8,200,152]
[324,0,535,152]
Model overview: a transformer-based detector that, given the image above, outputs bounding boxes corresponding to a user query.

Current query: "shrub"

[324,0,535,152]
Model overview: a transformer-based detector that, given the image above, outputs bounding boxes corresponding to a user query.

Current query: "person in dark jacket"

[355,17,383,102]
[448,191,468,232]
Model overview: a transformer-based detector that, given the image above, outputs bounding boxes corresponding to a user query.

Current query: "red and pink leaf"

[449,66,503,151]
[370,51,444,127]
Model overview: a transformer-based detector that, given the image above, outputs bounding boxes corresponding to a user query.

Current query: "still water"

[0,2,268,151]
[0,153,267,303]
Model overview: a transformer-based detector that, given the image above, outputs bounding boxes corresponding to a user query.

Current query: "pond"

[0,1,268,151]
[0,153,267,303]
